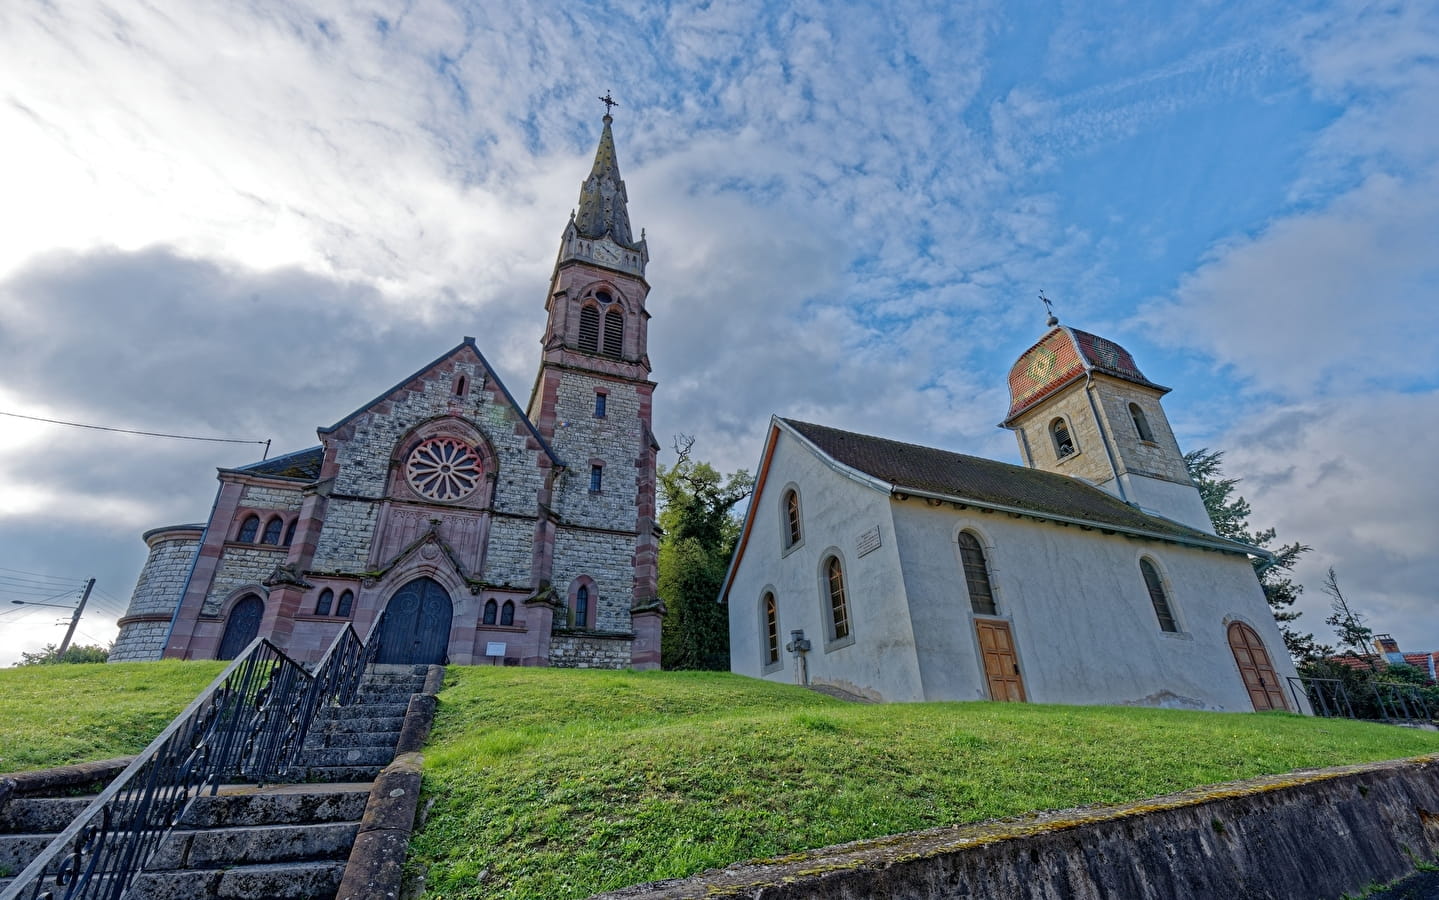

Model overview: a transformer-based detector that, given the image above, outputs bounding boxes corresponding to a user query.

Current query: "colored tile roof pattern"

[235,446,324,481]
[782,418,1252,553]
[1004,326,1169,423]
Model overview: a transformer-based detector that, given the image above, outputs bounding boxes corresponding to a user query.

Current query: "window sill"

[824,633,856,653]
[761,660,784,675]
[781,538,805,558]
[1053,449,1084,466]
[1159,629,1193,641]
[478,624,527,632]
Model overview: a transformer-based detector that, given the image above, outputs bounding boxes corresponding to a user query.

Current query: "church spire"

[556,107,648,278]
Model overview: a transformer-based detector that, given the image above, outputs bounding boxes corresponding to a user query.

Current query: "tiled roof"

[782,419,1252,552]
[1004,326,1169,423]
[235,446,324,481]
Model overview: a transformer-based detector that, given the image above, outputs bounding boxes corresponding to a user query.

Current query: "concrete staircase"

[0,665,429,900]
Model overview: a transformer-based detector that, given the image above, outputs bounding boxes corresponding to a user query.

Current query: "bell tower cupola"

[1000,315,1214,534]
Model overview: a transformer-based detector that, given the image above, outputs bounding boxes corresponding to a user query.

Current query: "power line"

[0,565,82,581]
[0,410,269,448]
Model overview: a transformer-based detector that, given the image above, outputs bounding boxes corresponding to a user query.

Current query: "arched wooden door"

[375,577,453,665]
[1228,622,1287,711]
[217,594,264,660]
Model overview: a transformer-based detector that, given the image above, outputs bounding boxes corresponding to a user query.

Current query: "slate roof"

[232,446,324,481]
[782,418,1255,553]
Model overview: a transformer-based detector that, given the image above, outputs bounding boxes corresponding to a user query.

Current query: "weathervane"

[599,91,619,117]
[1039,291,1058,327]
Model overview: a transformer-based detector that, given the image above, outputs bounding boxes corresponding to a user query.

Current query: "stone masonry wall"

[552,526,635,632]
[549,633,633,669]
[240,484,305,510]
[548,372,641,531]
[109,620,171,663]
[202,546,287,615]
[110,530,201,662]
[1091,375,1190,485]
[1013,383,1117,485]
[310,499,381,573]
[483,516,537,589]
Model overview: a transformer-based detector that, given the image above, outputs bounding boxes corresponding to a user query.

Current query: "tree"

[1321,567,1375,665]
[658,436,753,670]
[16,643,110,665]
[1184,449,1329,662]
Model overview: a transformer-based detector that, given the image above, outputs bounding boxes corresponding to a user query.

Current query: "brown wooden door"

[1228,622,1287,711]
[976,620,1026,702]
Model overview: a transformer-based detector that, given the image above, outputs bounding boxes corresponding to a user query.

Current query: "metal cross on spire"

[598,91,619,116]
[1039,291,1058,326]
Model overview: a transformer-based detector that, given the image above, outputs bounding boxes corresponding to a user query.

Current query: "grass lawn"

[411,668,1439,900]
[0,660,227,773]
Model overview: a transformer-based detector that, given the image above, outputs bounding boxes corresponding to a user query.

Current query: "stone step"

[365,663,429,677]
[353,689,418,705]
[126,859,346,900]
[301,764,384,783]
[0,795,96,833]
[302,729,401,750]
[150,821,358,869]
[301,746,395,768]
[315,702,409,719]
[0,831,54,870]
[180,783,371,829]
[309,714,405,734]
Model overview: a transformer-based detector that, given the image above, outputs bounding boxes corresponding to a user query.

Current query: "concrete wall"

[729,431,924,702]
[892,497,1302,710]
[595,755,1439,900]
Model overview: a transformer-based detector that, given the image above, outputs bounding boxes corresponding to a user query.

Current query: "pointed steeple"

[556,112,648,278]
[574,115,636,247]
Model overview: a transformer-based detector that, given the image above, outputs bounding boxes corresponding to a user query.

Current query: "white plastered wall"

[728,430,924,702]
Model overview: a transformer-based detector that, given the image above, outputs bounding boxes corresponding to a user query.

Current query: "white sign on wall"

[856,525,882,557]
[485,642,507,658]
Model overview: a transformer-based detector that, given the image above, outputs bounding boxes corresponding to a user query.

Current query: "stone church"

[111,114,664,668]
[725,318,1306,712]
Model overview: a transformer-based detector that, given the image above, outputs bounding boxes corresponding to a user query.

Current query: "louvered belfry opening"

[579,305,600,352]
[603,307,624,358]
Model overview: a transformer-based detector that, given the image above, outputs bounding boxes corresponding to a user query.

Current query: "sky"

[0,0,1435,666]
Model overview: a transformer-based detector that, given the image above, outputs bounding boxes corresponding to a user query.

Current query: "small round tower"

[109,524,204,662]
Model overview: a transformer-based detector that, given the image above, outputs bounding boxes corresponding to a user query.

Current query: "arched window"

[1050,418,1076,459]
[763,592,780,665]
[237,515,260,543]
[482,599,498,625]
[574,585,590,628]
[579,305,600,352]
[958,532,996,615]
[283,518,298,546]
[825,556,850,641]
[336,590,354,618]
[500,600,515,626]
[782,489,803,549]
[315,588,334,616]
[1129,403,1155,442]
[1139,559,1179,632]
[454,374,468,397]
[261,516,284,545]
[603,308,624,359]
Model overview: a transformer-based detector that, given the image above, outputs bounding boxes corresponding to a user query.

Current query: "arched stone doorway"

[1228,621,1287,711]
[217,594,264,660]
[375,577,453,665]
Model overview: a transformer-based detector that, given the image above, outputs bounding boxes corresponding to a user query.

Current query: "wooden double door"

[976,619,1026,702]
[375,577,454,665]
[1228,621,1288,711]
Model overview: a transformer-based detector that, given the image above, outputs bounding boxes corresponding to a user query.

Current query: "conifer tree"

[657,436,753,670]
[1184,449,1329,662]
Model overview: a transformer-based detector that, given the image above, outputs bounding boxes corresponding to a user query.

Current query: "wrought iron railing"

[1289,676,1437,724]
[1,623,377,900]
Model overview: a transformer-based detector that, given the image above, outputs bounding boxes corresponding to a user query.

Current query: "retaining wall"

[595,754,1439,900]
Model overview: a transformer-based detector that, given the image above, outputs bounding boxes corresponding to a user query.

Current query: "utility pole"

[58,578,94,655]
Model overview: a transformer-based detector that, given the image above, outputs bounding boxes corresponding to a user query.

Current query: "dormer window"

[1050,418,1076,459]
[1129,403,1155,443]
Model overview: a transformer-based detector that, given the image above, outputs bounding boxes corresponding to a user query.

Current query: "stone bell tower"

[1000,313,1214,534]
[527,109,663,666]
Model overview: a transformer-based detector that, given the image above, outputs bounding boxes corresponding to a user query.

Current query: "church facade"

[725,322,1306,712]
[111,114,664,668]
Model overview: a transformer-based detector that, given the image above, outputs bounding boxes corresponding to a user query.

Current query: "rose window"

[406,438,482,501]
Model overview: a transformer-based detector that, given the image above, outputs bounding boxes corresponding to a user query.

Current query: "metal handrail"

[1288,675,1436,724]
[1,623,380,900]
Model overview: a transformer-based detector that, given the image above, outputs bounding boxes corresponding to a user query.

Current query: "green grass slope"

[412,668,1439,900]
[0,660,226,772]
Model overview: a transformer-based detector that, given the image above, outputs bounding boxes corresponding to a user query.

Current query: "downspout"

[1083,372,1129,503]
